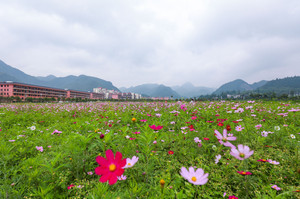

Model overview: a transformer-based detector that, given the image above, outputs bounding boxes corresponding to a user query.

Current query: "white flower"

[125,135,130,139]
[123,156,139,168]
[274,126,280,131]
[290,134,295,139]
[212,145,217,150]
[30,126,36,131]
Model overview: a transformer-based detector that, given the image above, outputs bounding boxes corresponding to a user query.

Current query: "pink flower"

[140,119,147,122]
[149,125,163,130]
[36,146,44,152]
[215,154,221,164]
[214,129,236,148]
[228,196,238,199]
[117,175,127,180]
[230,144,254,160]
[51,129,62,135]
[87,171,93,175]
[271,184,281,191]
[180,167,209,185]
[268,159,280,165]
[95,149,127,185]
[123,156,139,168]
[255,124,262,129]
[235,125,244,132]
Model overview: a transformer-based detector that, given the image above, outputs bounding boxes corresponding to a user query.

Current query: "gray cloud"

[0,0,299,88]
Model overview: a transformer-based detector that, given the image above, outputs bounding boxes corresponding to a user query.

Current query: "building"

[0,81,103,100]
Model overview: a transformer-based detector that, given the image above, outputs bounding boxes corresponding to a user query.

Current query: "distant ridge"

[0,59,119,92]
[172,82,215,98]
[120,83,180,98]
[213,79,253,95]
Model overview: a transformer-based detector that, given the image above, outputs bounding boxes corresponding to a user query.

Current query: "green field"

[0,101,299,198]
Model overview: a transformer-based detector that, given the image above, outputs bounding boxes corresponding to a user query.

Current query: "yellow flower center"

[128,163,131,166]
[222,138,227,142]
[239,153,245,158]
[191,177,197,182]
[242,172,246,175]
[109,164,116,172]
[262,159,266,162]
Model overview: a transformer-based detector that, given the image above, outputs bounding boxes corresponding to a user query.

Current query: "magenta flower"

[180,166,209,185]
[237,171,252,175]
[95,149,126,185]
[215,129,236,148]
[230,144,254,160]
[149,125,163,130]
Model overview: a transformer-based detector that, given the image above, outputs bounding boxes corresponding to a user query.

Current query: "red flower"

[232,121,239,123]
[188,124,194,129]
[226,125,231,131]
[257,159,269,162]
[237,171,252,175]
[95,149,127,185]
[168,150,174,155]
[217,122,224,126]
[203,137,209,141]
[229,196,238,199]
[67,184,75,190]
[149,125,163,130]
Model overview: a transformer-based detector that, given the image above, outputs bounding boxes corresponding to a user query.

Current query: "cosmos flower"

[36,146,44,152]
[230,145,254,160]
[271,184,281,191]
[215,154,221,164]
[67,184,75,190]
[95,149,127,185]
[237,171,252,175]
[268,160,280,165]
[168,150,174,155]
[149,125,163,130]
[123,156,139,168]
[215,129,236,148]
[257,159,269,162]
[235,125,244,132]
[180,167,209,185]
[117,175,127,180]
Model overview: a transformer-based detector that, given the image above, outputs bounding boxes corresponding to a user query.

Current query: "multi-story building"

[0,81,103,100]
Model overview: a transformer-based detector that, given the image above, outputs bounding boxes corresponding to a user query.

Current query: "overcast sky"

[0,0,299,88]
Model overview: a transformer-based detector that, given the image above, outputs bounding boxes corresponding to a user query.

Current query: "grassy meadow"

[0,100,299,199]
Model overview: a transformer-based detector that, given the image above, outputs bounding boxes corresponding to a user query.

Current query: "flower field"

[0,101,299,198]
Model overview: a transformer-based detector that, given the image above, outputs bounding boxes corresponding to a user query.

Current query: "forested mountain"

[0,59,119,92]
[120,84,181,98]
[172,82,215,98]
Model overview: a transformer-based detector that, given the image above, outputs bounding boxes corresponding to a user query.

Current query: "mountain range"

[0,59,119,92]
[212,79,268,95]
[0,59,299,98]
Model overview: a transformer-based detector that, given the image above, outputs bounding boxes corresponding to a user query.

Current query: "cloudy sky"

[0,0,299,88]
